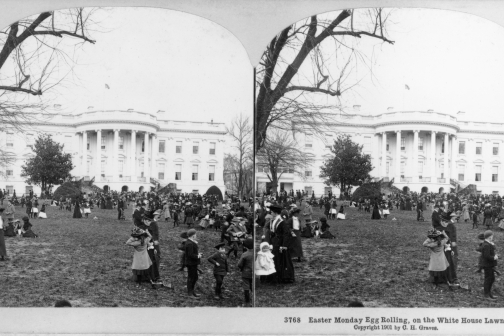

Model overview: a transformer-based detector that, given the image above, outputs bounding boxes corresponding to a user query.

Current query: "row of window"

[80,138,217,155]
[94,162,216,181]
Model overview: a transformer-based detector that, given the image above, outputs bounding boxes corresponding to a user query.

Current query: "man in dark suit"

[132,202,145,228]
[482,230,498,300]
[431,204,441,230]
[184,229,202,299]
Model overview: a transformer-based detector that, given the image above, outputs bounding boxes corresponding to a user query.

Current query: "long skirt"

[0,229,7,257]
[274,248,295,283]
[288,229,303,259]
[371,208,381,219]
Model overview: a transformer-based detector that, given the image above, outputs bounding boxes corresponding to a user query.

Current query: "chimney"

[211,119,213,124]
[157,110,165,113]
[127,108,134,111]
[457,111,466,117]
[87,106,94,110]
[353,105,361,113]
[387,107,394,111]
[427,109,434,112]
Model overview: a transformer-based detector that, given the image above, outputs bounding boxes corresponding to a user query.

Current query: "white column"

[431,131,436,181]
[381,132,387,178]
[451,135,457,180]
[131,130,137,182]
[412,130,419,183]
[96,129,101,181]
[82,131,88,178]
[444,133,449,183]
[113,129,119,182]
[144,132,149,183]
[395,130,401,182]
[151,133,157,179]
[75,132,81,177]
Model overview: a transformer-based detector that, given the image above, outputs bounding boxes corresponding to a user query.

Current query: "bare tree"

[225,114,253,198]
[0,8,99,176]
[256,130,314,194]
[255,8,395,153]
[0,8,98,96]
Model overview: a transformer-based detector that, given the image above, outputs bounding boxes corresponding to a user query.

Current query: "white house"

[0,109,227,197]
[256,109,504,196]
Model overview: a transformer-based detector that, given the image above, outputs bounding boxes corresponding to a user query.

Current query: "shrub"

[53,181,81,201]
[352,182,382,201]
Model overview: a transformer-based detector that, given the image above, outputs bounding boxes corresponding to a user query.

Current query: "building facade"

[256,109,504,196]
[1,109,227,196]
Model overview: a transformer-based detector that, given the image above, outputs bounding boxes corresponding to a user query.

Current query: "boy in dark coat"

[481,230,499,300]
[207,242,229,300]
[184,229,202,299]
[237,238,254,306]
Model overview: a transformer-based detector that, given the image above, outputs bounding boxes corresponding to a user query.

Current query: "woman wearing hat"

[269,204,295,283]
[285,208,303,262]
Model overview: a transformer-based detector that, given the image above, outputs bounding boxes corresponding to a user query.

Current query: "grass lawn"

[255,204,504,307]
[0,203,247,307]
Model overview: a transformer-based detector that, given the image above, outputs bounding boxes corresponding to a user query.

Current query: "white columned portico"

[451,135,457,181]
[412,130,419,183]
[151,133,157,179]
[395,130,401,182]
[113,129,119,181]
[144,132,149,183]
[444,133,449,183]
[82,131,88,178]
[431,131,436,181]
[96,129,102,181]
[131,130,137,182]
[381,132,387,178]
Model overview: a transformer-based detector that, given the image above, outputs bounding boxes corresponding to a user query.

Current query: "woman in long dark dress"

[269,205,295,283]
[371,201,381,220]
[439,213,458,285]
[73,198,82,218]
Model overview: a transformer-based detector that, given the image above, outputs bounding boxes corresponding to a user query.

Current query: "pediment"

[173,158,184,162]
[473,159,485,164]
[207,159,219,163]
[156,157,168,162]
[491,160,501,165]
[456,159,467,163]
[190,159,201,163]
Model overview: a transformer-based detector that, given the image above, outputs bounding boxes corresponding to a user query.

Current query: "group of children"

[3,216,38,238]
[125,224,254,306]
[423,227,499,300]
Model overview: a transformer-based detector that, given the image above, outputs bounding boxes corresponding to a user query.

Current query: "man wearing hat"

[431,204,442,230]
[238,238,254,305]
[184,229,202,299]
[481,230,499,300]
[207,242,229,300]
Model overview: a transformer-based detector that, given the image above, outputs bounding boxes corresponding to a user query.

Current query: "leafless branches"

[225,114,253,197]
[0,8,99,96]
[256,8,395,153]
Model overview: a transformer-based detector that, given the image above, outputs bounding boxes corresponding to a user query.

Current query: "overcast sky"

[290,8,504,122]
[8,7,252,126]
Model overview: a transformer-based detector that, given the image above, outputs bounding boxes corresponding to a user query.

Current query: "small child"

[473,210,480,229]
[475,233,485,273]
[21,216,38,238]
[173,209,180,227]
[255,242,276,284]
[207,242,229,300]
[83,202,91,218]
[237,238,254,306]
[125,227,156,289]
[423,228,450,289]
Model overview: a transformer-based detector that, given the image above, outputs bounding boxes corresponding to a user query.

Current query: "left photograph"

[0,7,254,307]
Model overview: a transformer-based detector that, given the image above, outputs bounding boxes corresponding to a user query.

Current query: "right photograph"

[254,7,504,307]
